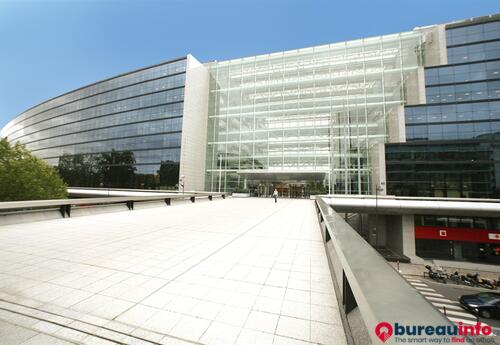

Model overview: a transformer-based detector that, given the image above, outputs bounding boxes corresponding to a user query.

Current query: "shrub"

[0,138,67,201]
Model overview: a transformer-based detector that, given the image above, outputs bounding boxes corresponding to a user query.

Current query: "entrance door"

[276,184,289,198]
[251,181,311,198]
[289,184,305,198]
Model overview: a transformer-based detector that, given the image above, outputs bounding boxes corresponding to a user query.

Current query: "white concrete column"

[369,143,386,196]
[387,105,406,143]
[401,214,419,262]
[179,55,210,192]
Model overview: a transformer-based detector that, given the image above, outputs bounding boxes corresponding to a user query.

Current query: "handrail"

[321,195,500,217]
[68,186,179,194]
[314,197,473,345]
[0,192,228,219]
[321,193,500,204]
[67,187,224,198]
[68,186,229,196]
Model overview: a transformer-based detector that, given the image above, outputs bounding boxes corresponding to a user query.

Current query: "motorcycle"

[425,265,447,283]
[481,278,497,289]
[460,274,475,286]
[467,273,496,290]
[447,271,461,284]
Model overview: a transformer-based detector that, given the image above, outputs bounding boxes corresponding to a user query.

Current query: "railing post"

[59,204,71,218]
[209,195,213,201]
[165,198,171,206]
[126,201,134,210]
[190,196,195,203]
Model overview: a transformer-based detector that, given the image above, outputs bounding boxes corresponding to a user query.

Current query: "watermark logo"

[374,322,493,343]
[375,322,393,342]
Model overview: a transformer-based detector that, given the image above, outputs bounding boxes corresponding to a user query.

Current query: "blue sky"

[0,0,498,129]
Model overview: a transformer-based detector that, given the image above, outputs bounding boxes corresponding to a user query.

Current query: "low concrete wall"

[133,200,167,210]
[0,195,226,226]
[0,209,61,226]
[71,204,129,217]
[232,193,251,198]
[315,198,455,345]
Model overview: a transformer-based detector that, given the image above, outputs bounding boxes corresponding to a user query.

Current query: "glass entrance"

[238,171,326,197]
[251,182,309,198]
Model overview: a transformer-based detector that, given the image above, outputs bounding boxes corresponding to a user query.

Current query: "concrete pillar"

[179,55,209,192]
[369,143,386,195]
[386,215,403,254]
[384,214,422,263]
[387,105,407,143]
[414,24,448,67]
[401,214,421,262]
[405,67,427,106]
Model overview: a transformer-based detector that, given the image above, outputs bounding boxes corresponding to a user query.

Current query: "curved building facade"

[2,14,498,199]
[1,55,210,190]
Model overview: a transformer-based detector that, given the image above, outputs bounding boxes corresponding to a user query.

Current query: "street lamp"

[218,153,223,193]
[374,184,384,247]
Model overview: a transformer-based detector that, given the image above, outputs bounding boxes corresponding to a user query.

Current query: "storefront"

[414,215,500,264]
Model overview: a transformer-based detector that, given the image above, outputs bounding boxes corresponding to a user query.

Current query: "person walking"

[273,188,278,203]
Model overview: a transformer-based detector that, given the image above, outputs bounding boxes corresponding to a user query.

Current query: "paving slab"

[0,198,346,345]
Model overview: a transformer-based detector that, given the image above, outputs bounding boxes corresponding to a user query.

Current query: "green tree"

[0,138,67,201]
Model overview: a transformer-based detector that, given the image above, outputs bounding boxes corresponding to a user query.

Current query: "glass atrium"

[206,32,424,195]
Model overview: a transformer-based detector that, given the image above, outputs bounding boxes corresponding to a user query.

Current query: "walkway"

[0,198,345,345]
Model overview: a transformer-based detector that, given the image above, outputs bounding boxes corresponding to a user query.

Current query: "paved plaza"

[0,198,345,345]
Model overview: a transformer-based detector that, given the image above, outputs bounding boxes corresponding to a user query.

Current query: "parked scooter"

[481,277,497,289]
[481,277,498,289]
[447,271,461,284]
[460,274,475,286]
[467,273,496,289]
[425,265,447,283]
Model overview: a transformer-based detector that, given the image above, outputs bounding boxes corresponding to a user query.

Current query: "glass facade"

[404,101,500,141]
[1,58,187,189]
[206,32,424,194]
[387,17,500,199]
[415,214,500,230]
[386,141,500,198]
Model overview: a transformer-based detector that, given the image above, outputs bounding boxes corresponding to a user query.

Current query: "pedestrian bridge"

[0,198,346,345]
[0,195,459,345]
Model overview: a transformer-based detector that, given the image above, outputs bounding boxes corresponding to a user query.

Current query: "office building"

[2,14,499,263]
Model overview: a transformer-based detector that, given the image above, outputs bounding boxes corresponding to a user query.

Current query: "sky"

[0,0,499,129]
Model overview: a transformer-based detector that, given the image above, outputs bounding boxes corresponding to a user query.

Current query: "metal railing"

[0,192,227,219]
[314,197,473,345]
[67,187,225,198]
